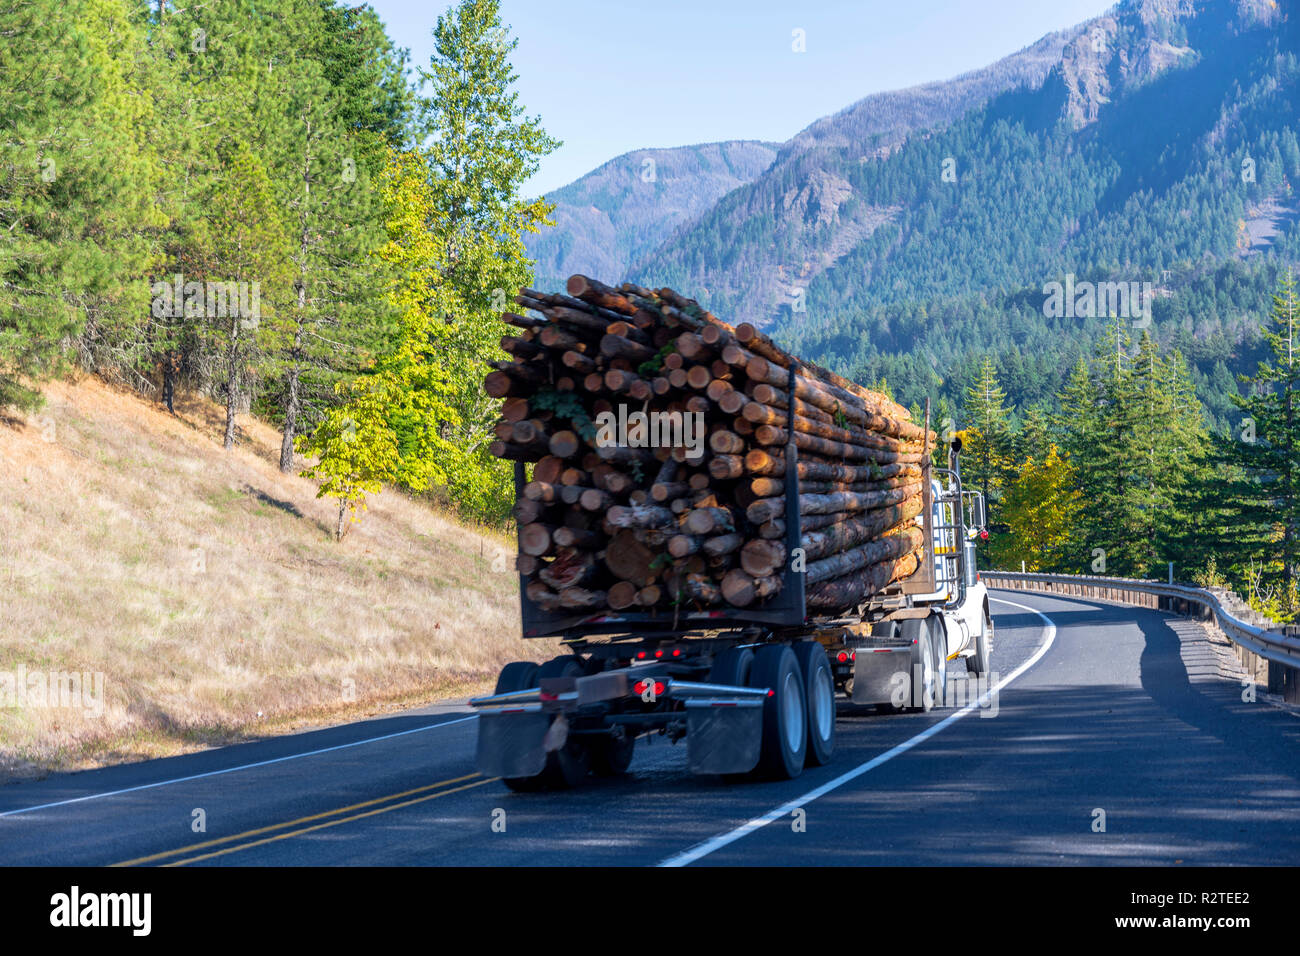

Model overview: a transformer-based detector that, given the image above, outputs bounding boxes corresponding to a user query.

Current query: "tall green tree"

[1224,268,1300,605]
[962,356,1014,517]
[206,146,292,448]
[262,49,395,473]
[408,0,560,521]
[0,0,155,410]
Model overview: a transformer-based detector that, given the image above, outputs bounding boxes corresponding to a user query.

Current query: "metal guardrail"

[982,571,1300,673]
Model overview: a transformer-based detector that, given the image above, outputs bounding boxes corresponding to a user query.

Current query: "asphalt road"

[3,589,1299,866]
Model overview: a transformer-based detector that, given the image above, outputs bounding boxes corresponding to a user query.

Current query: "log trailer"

[469,435,993,789]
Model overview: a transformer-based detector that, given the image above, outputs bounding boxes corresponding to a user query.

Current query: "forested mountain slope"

[576,0,1300,424]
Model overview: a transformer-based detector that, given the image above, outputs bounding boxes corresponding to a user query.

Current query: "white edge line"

[657,595,1057,867]
[0,714,479,819]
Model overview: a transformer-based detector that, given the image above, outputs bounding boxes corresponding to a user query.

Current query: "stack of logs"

[487,274,935,617]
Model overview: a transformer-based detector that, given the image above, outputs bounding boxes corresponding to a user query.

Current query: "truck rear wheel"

[537,656,591,789]
[966,610,992,674]
[902,618,935,713]
[793,641,835,766]
[495,662,547,793]
[930,624,948,709]
[753,645,807,779]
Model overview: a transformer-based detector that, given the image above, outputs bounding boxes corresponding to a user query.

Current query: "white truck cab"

[839,439,994,711]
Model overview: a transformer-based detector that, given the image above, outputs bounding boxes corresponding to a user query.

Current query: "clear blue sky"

[365,0,1117,196]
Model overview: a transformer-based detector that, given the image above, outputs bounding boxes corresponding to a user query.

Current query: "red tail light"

[836,651,849,663]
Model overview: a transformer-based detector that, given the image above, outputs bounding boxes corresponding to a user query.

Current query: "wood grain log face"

[491,274,934,617]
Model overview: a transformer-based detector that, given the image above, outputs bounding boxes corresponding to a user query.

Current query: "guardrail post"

[1267,653,1300,704]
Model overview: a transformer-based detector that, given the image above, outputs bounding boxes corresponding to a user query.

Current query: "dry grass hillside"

[0,375,547,782]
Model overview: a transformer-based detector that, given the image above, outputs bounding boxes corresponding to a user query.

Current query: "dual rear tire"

[498,656,622,792]
[884,616,946,713]
[750,643,836,779]
[496,643,839,789]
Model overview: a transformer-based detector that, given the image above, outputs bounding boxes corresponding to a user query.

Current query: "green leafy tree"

[410,0,559,522]
[206,146,292,448]
[1223,268,1300,611]
[298,376,400,540]
[369,148,459,493]
[0,0,155,410]
[962,356,1014,517]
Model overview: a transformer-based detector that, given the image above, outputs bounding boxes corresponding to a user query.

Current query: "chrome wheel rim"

[782,671,804,752]
[811,667,834,742]
[920,637,934,707]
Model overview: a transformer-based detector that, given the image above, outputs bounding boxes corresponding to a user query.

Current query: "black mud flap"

[852,647,912,706]
[475,706,550,778]
[686,699,763,774]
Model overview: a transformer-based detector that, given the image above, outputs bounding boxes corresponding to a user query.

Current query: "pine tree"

[263,48,394,473]
[0,0,155,410]
[206,146,292,448]
[1226,268,1300,604]
[1057,354,1109,571]
[1016,402,1056,460]
[1125,334,1211,575]
[962,356,1013,518]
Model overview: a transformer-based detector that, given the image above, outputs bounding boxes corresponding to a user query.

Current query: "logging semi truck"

[469,438,993,789]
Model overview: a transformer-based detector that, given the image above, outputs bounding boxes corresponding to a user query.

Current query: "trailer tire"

[708,648,759,782]
[708,646,755,688]
[753,645,807,779]
[589,728,635,776]
[494,661,540,695]
[495,662,547,792]
[794,641,835,766]
[537,656,591,789]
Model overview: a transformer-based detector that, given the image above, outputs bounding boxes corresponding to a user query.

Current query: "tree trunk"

[162,350,176,414]
[279,362,300,472]
[223,329,239,450]
[279,306,304,472]
[336,500,347,541]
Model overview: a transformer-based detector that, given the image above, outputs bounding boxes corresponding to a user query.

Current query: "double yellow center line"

[112,772,498,867]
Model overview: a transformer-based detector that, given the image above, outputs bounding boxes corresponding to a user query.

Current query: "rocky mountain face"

[524,141,778,293]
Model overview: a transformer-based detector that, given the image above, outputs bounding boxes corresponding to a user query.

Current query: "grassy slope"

[0,376,549,782]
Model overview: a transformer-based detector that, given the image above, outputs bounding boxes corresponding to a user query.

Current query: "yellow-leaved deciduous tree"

[295,149,459,540]
[298,378,401,541]
[995,446,1083,571]
[373,148,458,494]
